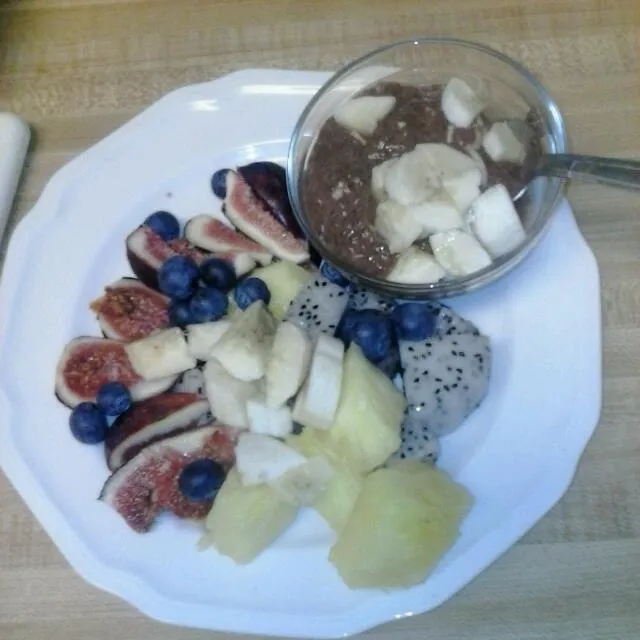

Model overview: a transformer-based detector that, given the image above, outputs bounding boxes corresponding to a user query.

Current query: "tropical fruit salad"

[54,160,491,589]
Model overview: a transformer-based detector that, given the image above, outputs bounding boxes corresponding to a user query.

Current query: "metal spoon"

[504,119,640,202]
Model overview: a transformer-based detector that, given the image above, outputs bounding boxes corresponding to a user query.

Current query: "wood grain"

[1,0,639,638]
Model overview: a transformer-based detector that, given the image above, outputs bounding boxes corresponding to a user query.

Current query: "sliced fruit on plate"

[327,343,405,472]
[245,397,294,438]
[393,410,441,463]
[125,327,196,380]
[172,367,206,396]
[264,321,312,409]
[429,229,492,276]
[292,334,344,430]
[333,95,396,136]
[204,359,259,429]
[55,337,177,408]
[200,467,298,564]
[125,226,209,289]
[100,424,236,533]
[184,215,273,265]
[209,301,277,381]
[251,260,312,320]
[269,456,334,507]
[387,246,447,284]
[237,161,304,240]
[467,183,526,257]
[399,330,491,437]
[284,274,349,340]
[441,77,485,128]
[185,320,230,361]
[235,432,307,486]
[288,428,364,532]
[105,392,210,470]
[90,277,170,341]
[223,171,309,263]
[329,460,472,589]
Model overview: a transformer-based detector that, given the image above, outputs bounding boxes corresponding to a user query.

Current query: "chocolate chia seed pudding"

[301,81,541,279]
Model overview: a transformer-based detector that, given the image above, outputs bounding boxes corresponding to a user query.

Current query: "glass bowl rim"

[286,36,568,299]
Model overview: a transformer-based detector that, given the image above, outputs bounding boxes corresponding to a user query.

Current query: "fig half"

[237,161,304,240]
[90,277,170,341]
[105,392,211,470]
[184,215,273,266]
[55,337,177,408]
[224,171,309,264]
[99,424,236,532]
[126,226,256,287]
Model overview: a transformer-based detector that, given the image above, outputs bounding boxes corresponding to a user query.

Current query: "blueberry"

[96,382,132,416]
[158,255,199,300]
[350,310,394,363]
[234,277,270,310]
[211,168,230,199]
[199,258,236,292]
[144,211,180,241]
[391,303,436,341]
[168,299,194,327]
[189,287,229,323]
[336,308,361,344]
[69,402,109,444]
[178,459,226,501]
[320,261,350,288]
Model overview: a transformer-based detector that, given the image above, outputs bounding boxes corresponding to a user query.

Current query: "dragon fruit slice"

[172,366,206,396]
[223,171,309,263]
[184,215,273,266]
[392,410,441,463]
[100,424,237,532]
[284,274,349,340]
[433,303,481,337]
[349,287,395,313]
[399,331,491,438]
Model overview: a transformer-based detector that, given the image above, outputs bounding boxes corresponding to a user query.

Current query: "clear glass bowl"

[287,37,567,299]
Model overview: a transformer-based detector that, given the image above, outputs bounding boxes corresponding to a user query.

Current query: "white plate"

[0,70,601,638]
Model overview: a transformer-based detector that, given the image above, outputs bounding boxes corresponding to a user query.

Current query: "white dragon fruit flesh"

[399,330,491,438]
[349,287,395,314]
[392,409,441,463]
[284,274,349,340]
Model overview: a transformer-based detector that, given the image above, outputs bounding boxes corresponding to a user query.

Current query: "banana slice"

[383,147,440,205]
[468,184,526,257]
[264,321,312,409]
[482,122,526,163]
[375,200,424,254]
[442,167,483,212]
[441,77,485,128]
[387,247,448,284]
[246,398,294,438]
[186,320,230,360]
[292,335,344,430]
[235,433,307,486]
[209,301,277,381]
[125,328,196,380]
[270,457,335,506]
[371,158,398,202]
[429,229,492,276]
[408,197,464,235]
[333,96,396,136]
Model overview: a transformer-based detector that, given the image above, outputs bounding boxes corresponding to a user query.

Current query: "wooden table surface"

[1,1,639,639]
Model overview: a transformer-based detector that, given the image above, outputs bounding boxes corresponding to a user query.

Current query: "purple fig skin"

[237,162,305,240]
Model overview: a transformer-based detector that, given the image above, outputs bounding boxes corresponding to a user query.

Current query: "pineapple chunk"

[253,261,312,319]
[329,461,472,589]
[202,468,297,564]
[288,428,364,532]
[327,344,405,472]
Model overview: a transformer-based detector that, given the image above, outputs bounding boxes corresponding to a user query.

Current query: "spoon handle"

[539,154,640,190]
